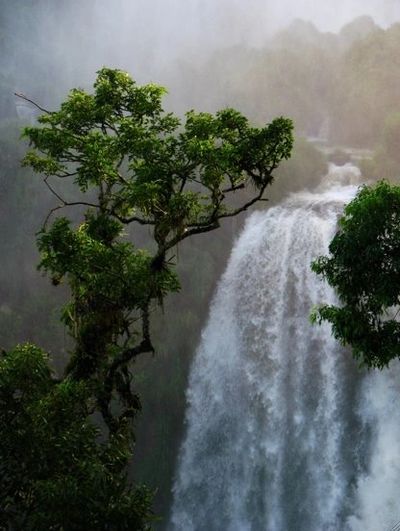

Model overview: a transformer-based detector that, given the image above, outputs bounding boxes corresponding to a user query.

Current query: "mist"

[3,1,400,528]
[3,0,400,102]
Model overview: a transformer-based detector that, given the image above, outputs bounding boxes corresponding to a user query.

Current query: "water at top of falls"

[169,164,400,531]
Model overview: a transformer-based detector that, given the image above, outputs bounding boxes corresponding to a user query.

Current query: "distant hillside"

[168,16,400,149]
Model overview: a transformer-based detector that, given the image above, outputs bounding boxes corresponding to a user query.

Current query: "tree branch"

[222,182,245,193]
[111,211,155,226]
[42,178,101,226]
[14,93,51,114]
[161,174,272,253]
[99,305,154,433]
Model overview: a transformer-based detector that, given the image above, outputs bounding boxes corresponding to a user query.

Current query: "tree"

[0,344,153,530]
[311,180,400,369]
[1,67,293,528]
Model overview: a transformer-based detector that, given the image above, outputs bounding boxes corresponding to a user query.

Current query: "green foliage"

[22,68,292,236]
[37,213,179,383]
[311,181,400,368]
[0,344,153,530]
[1,67,292,527]
[21,69,292,431]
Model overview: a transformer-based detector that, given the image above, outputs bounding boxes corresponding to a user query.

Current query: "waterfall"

[170,164,400,531]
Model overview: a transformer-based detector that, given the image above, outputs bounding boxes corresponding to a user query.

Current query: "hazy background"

[3,0,400,102]
[2,1,400,526]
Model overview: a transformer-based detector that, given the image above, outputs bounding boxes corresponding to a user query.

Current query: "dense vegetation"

[1,345,154,530]
[312,181,400,369]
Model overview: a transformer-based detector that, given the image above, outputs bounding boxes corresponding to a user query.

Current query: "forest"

[1,2,400,530]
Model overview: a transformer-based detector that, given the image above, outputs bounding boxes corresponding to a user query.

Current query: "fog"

[4,0,400,100]
[3,1,400,525]
[47,0,400,57]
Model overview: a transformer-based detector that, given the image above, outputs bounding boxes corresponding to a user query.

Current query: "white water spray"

[170,164,400,530]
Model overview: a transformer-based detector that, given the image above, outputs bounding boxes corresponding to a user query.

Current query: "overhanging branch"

[14,92,51,114]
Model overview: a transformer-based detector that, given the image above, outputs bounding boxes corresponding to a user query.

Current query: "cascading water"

[170,164,400,531]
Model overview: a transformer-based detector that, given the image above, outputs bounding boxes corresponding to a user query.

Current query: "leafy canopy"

[311,181,400,368]
[21,67,293,433]
[23,67,293,245]
[1,67,293,528]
